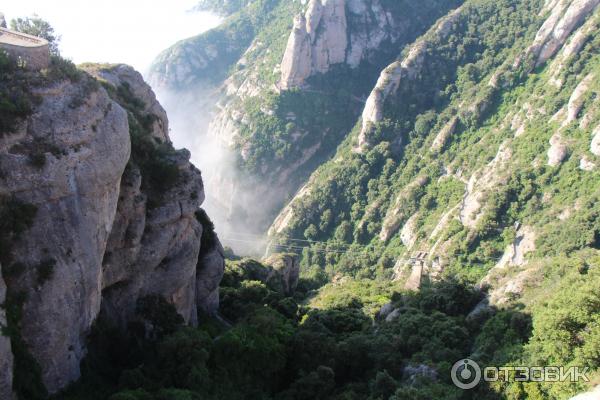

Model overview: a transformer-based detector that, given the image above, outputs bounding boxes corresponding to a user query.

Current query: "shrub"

[195,209,217,256]
[0,197,37,265]
[135,295,184,339]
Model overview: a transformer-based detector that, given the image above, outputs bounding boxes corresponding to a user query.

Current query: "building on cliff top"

[0,26,50,70]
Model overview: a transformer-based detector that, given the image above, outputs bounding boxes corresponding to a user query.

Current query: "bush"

[134,295,184,339]
[195,209,217,256]
[0,197,37,265]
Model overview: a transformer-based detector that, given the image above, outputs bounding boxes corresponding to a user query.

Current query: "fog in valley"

[156,87,290,256]
[3,0,276,255]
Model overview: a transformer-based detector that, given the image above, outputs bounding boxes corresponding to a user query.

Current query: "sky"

[2,0,221,74]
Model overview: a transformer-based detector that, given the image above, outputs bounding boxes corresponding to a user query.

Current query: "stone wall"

[0,29,50,70]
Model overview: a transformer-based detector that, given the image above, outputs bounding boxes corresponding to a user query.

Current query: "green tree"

[10,15,60,54]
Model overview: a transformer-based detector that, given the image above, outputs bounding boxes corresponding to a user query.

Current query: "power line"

[222,237,370,256]
[221,236,507,265]
[221,232,364,249]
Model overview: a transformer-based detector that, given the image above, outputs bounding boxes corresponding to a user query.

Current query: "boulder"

[264,253,300,296]
[580,156,596,171]
[547,134,568,166]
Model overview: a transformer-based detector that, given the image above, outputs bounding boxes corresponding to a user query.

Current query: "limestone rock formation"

[549,12,598,87]
[357,6,464,151]
[0,75,130,393]
[280,14,314,90]
[547,133,568,166]
[264,253,300,296]
[400,213,419,249]
[525,0,600,70]
[564,72,595,126]
[358,60,403,148]
[495,226,537,269]
[280,0,401,89]
[379,176,428,242]
[86,64,170,143]
[460,142,512,228]
[196,240,226,316]
[269,181,313,236]
[579,156,596,170]
[279,0,349,89]
[101,148,206,327]
[309,0,348,73]
[0,65,224,394]
[0,274,14,400]
[431,117,458,152]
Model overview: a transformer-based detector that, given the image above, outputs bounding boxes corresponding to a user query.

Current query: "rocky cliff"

[0,61,224,395]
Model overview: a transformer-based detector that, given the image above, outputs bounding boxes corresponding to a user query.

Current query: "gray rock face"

[281,0,348,89]
[525,0,600,69]
[0,65,225,394]
[101,149,206,328]
[0,273,14,400]
[548,133,568,166]
[84,63,223,327]
[280,14,314,90]
[264,254,300,296]
[84,64,170,143]
[0,77,130,393]
[280,0,400,89]
[196,240,226,317]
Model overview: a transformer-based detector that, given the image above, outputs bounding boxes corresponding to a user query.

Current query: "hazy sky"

[2,0,221,73]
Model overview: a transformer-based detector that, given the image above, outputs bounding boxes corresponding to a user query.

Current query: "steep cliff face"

[0,70,131,392]
[0,62,224,395]
[280,0,348,89]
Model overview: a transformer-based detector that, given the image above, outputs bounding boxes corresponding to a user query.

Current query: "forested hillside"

[146,0,600,398]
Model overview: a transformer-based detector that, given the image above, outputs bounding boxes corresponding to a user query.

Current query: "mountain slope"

[149,0,464,240]
[135,0,600,398]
